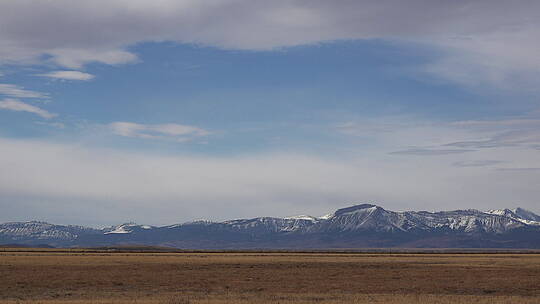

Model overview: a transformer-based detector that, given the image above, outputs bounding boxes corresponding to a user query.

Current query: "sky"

[1,0,540,227]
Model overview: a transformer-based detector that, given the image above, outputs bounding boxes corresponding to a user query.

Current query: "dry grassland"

[0,250,539,303]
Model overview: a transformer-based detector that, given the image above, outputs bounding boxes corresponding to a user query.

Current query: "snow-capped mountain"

[1,204,539,248]
[308,204,420,233]
[103,223,154,234]
[223,216,320,234]
[486,208,540,226]
[0,221,100,244]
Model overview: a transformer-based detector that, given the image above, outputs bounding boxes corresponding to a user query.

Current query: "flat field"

[0,249,539,303]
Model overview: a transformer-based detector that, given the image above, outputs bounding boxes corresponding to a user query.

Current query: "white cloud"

[0,84,48,99]
[423,25,540,89]
[110,122,210,142]
[0,99,56,119]
[38,70,95,81]
[0,1,539,87]
[48,49,138,69]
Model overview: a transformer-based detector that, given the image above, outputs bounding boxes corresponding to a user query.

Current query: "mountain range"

[1,204,540,249]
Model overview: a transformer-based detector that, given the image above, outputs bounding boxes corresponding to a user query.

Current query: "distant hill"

[1,204,540,249]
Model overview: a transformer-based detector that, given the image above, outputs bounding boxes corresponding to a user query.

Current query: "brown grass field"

[0,249,539,303]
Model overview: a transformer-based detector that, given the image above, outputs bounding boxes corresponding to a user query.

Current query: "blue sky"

[1,1,539,226]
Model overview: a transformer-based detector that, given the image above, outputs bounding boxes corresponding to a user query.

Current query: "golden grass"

[2,293,540,304]
[1,250,539,303]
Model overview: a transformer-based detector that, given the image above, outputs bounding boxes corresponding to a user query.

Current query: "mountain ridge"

[1,204,539,249]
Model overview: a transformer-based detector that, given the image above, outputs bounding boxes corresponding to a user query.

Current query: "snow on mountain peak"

[512,207,540,222]
[2,204,540,248]
[103,223,154,234]
[284,215,319,222]
[485,208,540,226]
[318,213,334,220]
[333,204,379,217]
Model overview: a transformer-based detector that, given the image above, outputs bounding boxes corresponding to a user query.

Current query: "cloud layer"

[1,132,539,226]
[0,1,539,86]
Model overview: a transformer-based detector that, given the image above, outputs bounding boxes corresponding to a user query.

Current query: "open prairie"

[0,250,539,303]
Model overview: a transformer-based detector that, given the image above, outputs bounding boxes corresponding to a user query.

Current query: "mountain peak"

[284,215,319,222]
[486,207,540,226]
[512,207,540,222]
[103,222,153,234]
[333,204,380,216]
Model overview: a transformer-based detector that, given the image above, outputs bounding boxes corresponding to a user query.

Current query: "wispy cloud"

[453,160,506,168]
[0,99,56,119]
[34,121,65,129]
[446,126,540,150]
[0,84,48,99]
[336,114,540,162]
[110,122,210,142]
[335,121,402,136]
[451,119,540,128]
[38,70,94,81]
[389,148,473,156]
[496,167,540,172]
